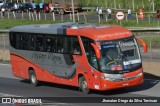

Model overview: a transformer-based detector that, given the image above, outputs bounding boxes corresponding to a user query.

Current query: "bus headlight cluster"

[101,72,143,81]
[137,72,143,77]
[101,74,124,81]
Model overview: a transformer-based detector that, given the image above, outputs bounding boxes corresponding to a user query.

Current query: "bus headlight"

[101,72,143,81]
[137,72,143,77]
[101,74,124,80]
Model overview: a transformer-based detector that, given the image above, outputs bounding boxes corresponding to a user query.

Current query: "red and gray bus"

[9,22,147,94]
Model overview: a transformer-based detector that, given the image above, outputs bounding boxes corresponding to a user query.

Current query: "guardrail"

[128,27,160,32]
[82,7,157,13]
[0,27,160,33]
[0,30,9,33]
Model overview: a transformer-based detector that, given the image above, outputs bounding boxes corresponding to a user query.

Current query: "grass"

[139,36,160,48]
[140,36,160,42]
[0,18,159,29]
[0,18,72,29]
[103,20,159,27]
[0,59,10,63]
[80,0,159,11]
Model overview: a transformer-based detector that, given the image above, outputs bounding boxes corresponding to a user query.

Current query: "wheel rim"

[31,74,36,84]
[82,80,88,91]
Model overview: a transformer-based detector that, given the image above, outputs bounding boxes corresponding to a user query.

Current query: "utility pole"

[132,0,135,11]
[114,0,116,9]
[71,0,75,22]
[106,0,108,8]
[153,0,155,11]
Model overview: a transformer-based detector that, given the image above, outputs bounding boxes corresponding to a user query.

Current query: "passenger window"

[90,46,98,69]
[9,33,16,48]
[52,37,57,52]
[46,37,53,52]
[15,33,30,50]
[36,36,44,52]
[72,37,81,55]
[21,34,30,50]
[81,37,98,69]
[30,35,35,51]
[57,36,65,53]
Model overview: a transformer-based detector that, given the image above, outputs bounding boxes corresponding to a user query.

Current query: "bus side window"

[16,33,21,49]
[66,37,72,53]
[46,37,53,52]
[21,34,30,50]
[81,37,90,58]
[71,37,81,55]
[57,36,64,53]
[52,37,57,52]
[9,33,16,48]
[90,46,98,69]
[81,37,98,69]
[36,36,44,52]
[30,35,35,51]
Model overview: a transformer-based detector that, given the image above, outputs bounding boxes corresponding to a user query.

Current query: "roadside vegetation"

[0,19,71,29]
[81,0,160,11]
[10,0,160,11]
[0,59,10,63]
[0,18,159,29]
[139,36,160,48]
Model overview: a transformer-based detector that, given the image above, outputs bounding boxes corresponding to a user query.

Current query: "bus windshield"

[99,36,141,74]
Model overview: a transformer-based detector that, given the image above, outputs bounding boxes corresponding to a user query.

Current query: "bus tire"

[29,70,39,86]
[79,76,90,94]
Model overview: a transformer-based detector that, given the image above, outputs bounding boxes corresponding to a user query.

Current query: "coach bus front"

[92,36,147,90]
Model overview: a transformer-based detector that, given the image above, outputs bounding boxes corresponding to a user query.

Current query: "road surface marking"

[0,93,21,97]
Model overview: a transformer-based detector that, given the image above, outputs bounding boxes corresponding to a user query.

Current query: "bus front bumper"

[99,72,143,91]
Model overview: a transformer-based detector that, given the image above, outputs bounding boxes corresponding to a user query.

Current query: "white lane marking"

[0,93,21,97]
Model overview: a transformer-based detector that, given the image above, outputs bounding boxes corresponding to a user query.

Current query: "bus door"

[66,36,82,79]
[81,37,101,90]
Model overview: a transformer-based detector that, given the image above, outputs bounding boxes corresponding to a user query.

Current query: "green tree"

[155,0,160,10]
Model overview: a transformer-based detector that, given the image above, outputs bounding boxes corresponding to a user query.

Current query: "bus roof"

[9,22,132,41]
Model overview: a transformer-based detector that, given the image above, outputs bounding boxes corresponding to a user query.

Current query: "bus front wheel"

[29,70,39,86]
[79,76,90,94]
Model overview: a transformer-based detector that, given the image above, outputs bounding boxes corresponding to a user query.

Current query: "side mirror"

[136,37,148,53]
[91,43,101,59]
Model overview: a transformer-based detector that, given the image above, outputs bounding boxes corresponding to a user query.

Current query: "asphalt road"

[0,64,160,106]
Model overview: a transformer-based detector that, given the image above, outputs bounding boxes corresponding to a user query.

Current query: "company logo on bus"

[119,41,135,47]
[119,41,136,51]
